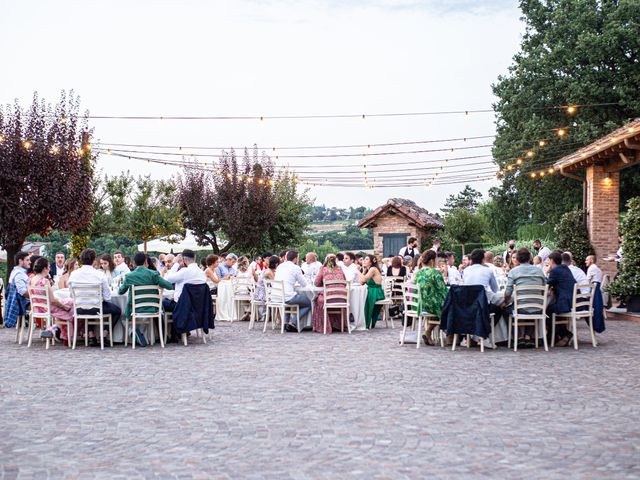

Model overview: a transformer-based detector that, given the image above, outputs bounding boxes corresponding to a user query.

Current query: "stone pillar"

[586,165,620,278]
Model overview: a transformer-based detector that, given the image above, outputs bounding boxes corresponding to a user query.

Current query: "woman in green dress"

[359,254,385,329]
[412,250,448,345]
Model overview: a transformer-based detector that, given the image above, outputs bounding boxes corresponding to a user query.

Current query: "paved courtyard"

[1,319,639,479]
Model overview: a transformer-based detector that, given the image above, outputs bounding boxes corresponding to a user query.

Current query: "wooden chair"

[323,280,351,334]
[70,285,112,350]
[551,283,597,350]
[26,285,53,349]
[232,277,254,321]
[375,278,395,329]
[417,310,444,348]
[507,284,549,352]
[124,286,164,349]
[263,280,300,334]
[400,284,421,348]
[248,282,265,330]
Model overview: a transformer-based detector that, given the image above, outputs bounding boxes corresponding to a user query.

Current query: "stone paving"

[1,319,639,479]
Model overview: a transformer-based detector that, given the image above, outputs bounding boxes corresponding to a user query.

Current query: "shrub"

[554,208,594,272]
[517,223,555,241]
[608,197,640,298]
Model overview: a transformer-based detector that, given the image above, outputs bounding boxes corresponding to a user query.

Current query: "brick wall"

[586,165,619,279]
[371,212,435,258]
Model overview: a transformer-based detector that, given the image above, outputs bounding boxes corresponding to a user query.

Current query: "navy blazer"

[547,264,576,314]
[440,285,492,338]
[173,283,215,335]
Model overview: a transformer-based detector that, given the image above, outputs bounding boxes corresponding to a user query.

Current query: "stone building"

[357,198,444,258]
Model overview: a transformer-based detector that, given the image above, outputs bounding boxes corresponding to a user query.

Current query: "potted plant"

[607,197,640,312]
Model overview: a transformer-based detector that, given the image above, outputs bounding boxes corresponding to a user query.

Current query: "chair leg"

[389,305,394,329]
[551,314,556,347]
[323,307,327,335]
[132,317,136,350]
[439,326,445,348]
[16,316,22,344]
[589,316,597,347]
[157,317,165,348]
[201,328,207,344]
[124,318,129,347]
[85,319,89,347]
[346,308,351,334]
[400,314,408,346]
[480,335,484,353]
[27,315,35,348]
[534,319,539,349]
[514,317,519,352]
[572,315,579,350]
[182,333,187,346]
[280,307,285,334]
[99,317,104,350]
[416,316,422,350]
[452,333,458,351]
[491,320,496,349]
[541,317,549,352]
[263,307,270,333]
[466,334,470,349]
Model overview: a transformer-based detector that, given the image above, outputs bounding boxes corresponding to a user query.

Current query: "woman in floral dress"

[412,250,448,345]
[312,254,348,333]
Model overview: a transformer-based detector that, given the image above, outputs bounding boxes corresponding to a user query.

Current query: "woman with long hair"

[412,250,448,345]
[254,255,279,321]
[359,254,385,329]
[99,254,116,283]
[312,254,348,334]
[58,257,79,289]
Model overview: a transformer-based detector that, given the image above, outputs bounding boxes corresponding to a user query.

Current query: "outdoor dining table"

[215,280,235,321]
[54,287,173,343]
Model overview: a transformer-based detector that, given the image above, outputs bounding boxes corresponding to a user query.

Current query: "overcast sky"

[1,0,523,213]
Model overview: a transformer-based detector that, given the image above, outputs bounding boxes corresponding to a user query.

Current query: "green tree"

[442,185,483,215]
[444,208,486,256]
[554,208,594,271]
[297,238,337,264]
[130,175,183,253]
[608,197,640,299]
[492,0,640,233]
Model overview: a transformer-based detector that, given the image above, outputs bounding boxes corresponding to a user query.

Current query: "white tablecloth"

[295,284,368,331]
[216,281,235,321]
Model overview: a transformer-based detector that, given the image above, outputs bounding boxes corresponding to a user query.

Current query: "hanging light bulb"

[539,140,546,147]
[566,106,577,115]
[557,128,567,137]
[531,172,537,178]
[526,151,534,157]
[548,167,554,174]
[23,140,32,150]
[516,158,523,165]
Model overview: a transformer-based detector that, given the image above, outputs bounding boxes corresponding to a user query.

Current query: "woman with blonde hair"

[57,257,78,289]
[312,254,348,333]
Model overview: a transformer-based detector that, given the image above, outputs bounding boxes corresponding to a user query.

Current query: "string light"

[50,146,60,154]
[0,135,4,143]
[539,140,546,147]
[566,106,577,115]
[526,150,534,157]
[516,158,523,165]
[557,128,567,137]
[23,141,31,149]
[548,167,554,174]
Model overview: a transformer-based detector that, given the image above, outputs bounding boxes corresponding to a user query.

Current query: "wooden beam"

[619,152,631,164]
[604,155,640,173]
[624,138,640,150]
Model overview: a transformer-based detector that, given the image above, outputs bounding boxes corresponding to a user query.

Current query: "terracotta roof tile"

[358,198,444,229]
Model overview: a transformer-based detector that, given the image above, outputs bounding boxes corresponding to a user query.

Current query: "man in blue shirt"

[546,250,577,347]
[216,254,237,279]
[4,252,31,328]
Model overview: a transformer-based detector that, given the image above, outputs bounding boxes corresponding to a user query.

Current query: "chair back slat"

[573,284,595,312]
[403,284,421,313]
[265,279,285,305]
[70,284,103,316]
[131,285,162,314]
[27,285,52,316]
[387,276,405,301]
[513,284,548,314]
[323,280,349,303]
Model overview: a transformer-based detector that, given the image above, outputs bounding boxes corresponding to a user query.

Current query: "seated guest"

[386,256,407,278]
[562,252,589,290]
[29,258,75,342]
[216,253,238,279]
[113,251,131,278]
[341,251,361,283]
[533,255,543,268]
[359,254,385,329]
[336,252,345,267]
[586,255,603,283]
[274,250,311,332]
[355,253,365,273]
[463,248,503,335]
[250,255,265,276]
[161,254,175,277]
[312,254,348,334]
[99,254,116,283]
[236,256,256,281]
[254,255,279,321]
[533,240,552,263]
[27,255,41,277]
[503,247,547,347]
[148,256,159,271]
[486,252,506,279]
[205,254,221,293]
[301,252,322,279]
[158,253,166,271]
[279,250,288,264]
[57,257,78,290]
[119,252,173,345]
[546,250,577,346]
[4,252,32,328]
[413,250,448,345]
[69,249,122,347]
[459,255,470,275]
[163,249,206,313]
[49,251,66,280]
[446,252,463,286]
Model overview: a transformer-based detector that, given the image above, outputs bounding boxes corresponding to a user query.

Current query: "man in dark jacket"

[546,250,576,347]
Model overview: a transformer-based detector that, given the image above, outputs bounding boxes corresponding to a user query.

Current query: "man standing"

[3,252,31,328]
[113,251,131,278]
[274,250,311,332]
[532,240,552,263]
[301,252,322,278]
[49,251,66,280]
[503,240,516,265]
[546,250,576,346]
[69,249,122,347]
[399,237,419,259]
[341,252,361,283]
[216,253,238,279]
[119,252,174,345]
[163,249,206,311]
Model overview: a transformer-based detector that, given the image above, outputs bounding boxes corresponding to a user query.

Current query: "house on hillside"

[357,198,444,258]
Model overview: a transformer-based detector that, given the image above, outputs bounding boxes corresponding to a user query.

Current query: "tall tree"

[444,208,486,256]
[441,185,483,215]
[0,91,93,285]
[492,0,640,233]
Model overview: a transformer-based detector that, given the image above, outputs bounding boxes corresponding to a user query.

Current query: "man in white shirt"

[68,248,122,347]
[445,252,462,286]
[562,252,589,292]
[585,255,603,284]
[113,251,131,278]
[341,251,361,283]
[533,240,552,263]
[463,249,499,297]
[300,252,322,279]
[274,250,311,332]
[484,251,505,279]
[399,237,419,259]
[503,240,516,265]
[163,249,206,310]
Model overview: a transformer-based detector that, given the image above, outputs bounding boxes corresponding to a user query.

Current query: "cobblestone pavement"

[1,319,639,479]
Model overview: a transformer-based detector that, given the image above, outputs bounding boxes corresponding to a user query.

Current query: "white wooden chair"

[124,286,164,349]
[400,284,421,348]
[322,280,351,334]
[551,283,597,350]
[375,278,395,329]
[248,282,265,330]
[417,311,444,348]
[451,313,495,352]
[232,277,254,321]
[15,313,28,345]
[26,285,53,349]
[263,280,300,334]
[507,284,549,352]
[70,285,112,350]
[163,311,173,344]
